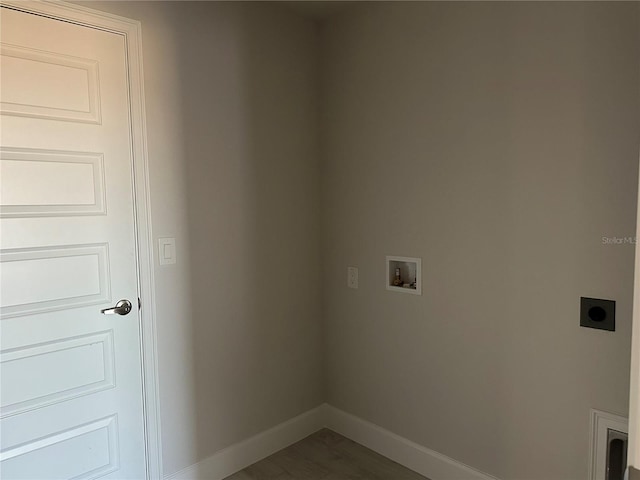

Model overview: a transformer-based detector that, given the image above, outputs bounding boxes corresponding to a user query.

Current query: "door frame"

[629,148,640,472]
[0,1,163,478]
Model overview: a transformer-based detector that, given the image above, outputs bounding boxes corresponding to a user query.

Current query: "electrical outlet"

[347,266,358,289]
[580,297,615,331]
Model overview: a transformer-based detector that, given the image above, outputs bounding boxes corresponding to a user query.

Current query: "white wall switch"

[158,237,176,265]
[347,266,358,289]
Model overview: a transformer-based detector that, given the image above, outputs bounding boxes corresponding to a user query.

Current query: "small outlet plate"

[580,297,615,332]
[347,266,358,289]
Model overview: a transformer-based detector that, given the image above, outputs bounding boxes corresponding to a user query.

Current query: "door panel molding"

[0,42,102,124]
[0,147,107,218]
[0,2,162,478]
[0,243,111,319]
[0,414,120,479]
[1,330,116,418]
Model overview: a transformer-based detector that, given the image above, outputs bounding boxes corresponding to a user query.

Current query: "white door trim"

[629,146,640,470]
[0,1,163,478]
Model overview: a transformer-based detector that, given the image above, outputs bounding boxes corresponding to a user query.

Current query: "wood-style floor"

[224,428,429,480]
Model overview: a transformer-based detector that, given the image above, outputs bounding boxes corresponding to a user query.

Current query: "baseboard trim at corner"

[323,404,499,480]
[163,403,498,480]
[164,405,325,480]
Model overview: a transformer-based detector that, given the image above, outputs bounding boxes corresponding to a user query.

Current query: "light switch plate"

[347,266,358,289]
[158,237,176,265]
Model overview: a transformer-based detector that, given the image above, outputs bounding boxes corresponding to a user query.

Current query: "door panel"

[0,6,146,479]
[1,330,115,418]
[0,148,106,217]
[1,415,119,480]
[0,42,101,123]
[0,243,110,318]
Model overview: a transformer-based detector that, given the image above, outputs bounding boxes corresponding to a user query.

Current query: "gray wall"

[77,2,323,476]
[70,2,640,478]
[321,3,639,480]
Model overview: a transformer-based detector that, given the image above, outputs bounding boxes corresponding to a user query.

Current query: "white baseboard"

[164,403,498,480]
[164,405,324,480]
[323,404,499,480]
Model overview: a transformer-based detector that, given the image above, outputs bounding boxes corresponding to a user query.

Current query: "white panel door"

[0,6,146,479]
